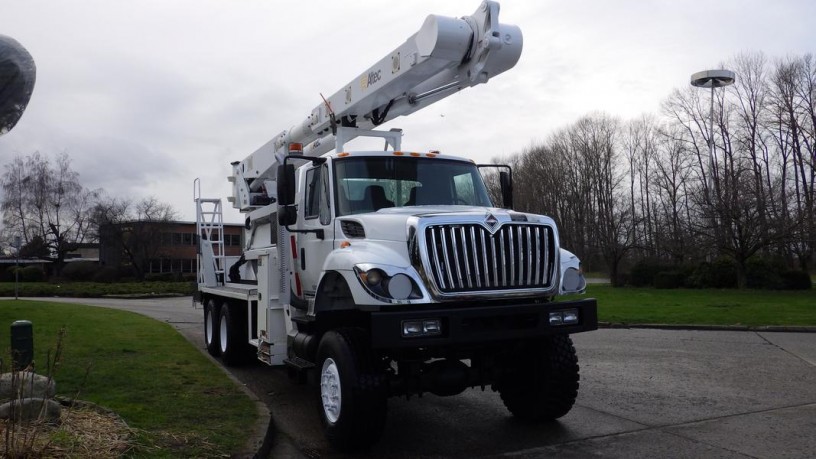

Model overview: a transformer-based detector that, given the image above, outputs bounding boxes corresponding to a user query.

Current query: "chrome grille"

[423,223,555,293]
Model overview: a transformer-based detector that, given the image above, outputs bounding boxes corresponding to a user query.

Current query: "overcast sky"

[1,0,814,224]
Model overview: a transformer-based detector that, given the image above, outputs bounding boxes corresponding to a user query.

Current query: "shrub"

[61,261,100,281]
[654,271,685,289]
[687,258,737,289]
[780,270,812,290]
[145,272,177,282]
[1,266,16,282]
[19,265,46,282]
[0,281,196,297]
[92,266,121,283]
[745,257,786,290]
[629,260,674,287]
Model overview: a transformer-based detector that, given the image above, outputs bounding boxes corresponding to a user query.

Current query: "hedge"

[626,257,811,290]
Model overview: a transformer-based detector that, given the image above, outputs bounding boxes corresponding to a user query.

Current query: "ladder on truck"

[194,178,226,287]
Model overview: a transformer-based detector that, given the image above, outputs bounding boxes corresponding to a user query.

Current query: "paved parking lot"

[28,297,816,458]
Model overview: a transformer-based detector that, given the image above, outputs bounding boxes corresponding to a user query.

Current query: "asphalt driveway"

[18,296,816,458]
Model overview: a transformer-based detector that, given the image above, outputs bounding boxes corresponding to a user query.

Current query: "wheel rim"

[205,308,214,345]
[320,357,341,424]
[220,314,228,353]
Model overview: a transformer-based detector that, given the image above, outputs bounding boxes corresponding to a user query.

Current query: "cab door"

[297,162,335,298]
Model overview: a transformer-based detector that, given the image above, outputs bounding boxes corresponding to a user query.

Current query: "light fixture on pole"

[690,69,735,201]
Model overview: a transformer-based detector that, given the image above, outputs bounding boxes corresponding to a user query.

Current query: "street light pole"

[691,69,735,258]
[13,235,22,300]
[690,69,735,204]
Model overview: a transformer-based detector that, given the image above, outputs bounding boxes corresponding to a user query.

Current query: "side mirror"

[276,164,295,206]
[276,154,326,239]
[499,170,513,209]
[278,205,297,226]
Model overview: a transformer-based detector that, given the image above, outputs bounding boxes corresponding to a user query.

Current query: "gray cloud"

[1,0,814,223]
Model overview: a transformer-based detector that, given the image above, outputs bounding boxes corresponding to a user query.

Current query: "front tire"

[204,298,221,357]
[496,335,580,422]
[316,328,387,451]
[219,303,248,366]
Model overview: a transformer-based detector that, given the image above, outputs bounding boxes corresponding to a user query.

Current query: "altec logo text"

[361,69,382,89]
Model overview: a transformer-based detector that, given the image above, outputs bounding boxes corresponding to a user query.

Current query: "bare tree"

[93,196,178,279]
[768,54,816,270]
[484,51,816,285]
[1,151,99,273]
[651,125,695,263]
[572,114,635,284]
[505,114,634,279]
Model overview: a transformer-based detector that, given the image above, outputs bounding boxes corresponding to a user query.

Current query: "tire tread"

[497,335,580,421]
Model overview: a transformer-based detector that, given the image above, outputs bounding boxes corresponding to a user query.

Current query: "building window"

[182,258,194,273]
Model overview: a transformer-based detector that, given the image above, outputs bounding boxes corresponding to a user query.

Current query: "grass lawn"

[586,284,816,327]
[0,300,257,457]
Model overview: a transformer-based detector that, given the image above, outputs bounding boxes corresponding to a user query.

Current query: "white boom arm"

[229,1,522,211]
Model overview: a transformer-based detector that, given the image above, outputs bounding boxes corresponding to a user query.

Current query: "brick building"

[99,221,243,275]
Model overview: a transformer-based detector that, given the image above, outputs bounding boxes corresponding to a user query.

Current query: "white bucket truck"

[194,1,597,451]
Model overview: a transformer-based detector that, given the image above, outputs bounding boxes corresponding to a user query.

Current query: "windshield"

[333,156,494,216]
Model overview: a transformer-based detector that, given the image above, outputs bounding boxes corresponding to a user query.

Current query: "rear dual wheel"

[204,299,221,357]
[219,302,249,366]
[204,298,250,366]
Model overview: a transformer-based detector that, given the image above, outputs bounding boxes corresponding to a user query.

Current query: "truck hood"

[339,206,554,242]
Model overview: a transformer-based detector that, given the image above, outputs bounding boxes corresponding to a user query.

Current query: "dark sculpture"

[0,35,36,136]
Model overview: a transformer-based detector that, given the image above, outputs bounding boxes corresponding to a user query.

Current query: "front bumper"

[370,298,598,349]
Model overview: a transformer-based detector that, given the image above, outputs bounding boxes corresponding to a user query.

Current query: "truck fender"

[312,270,362,313]
[315,242,422,310]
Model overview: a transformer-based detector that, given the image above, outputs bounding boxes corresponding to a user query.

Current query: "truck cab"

[281,148,591,310]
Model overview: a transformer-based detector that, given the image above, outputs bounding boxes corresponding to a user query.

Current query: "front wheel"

[316,328,387,452]
[496,335,580,422]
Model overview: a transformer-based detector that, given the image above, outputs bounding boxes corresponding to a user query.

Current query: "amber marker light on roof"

[426,153,437,158]
[410,152,420,157]
[393,151,404,156]
[338,152,351,157]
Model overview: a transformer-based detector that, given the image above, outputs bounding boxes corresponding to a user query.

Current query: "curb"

[177,332,272,458]
[599,322,816,333]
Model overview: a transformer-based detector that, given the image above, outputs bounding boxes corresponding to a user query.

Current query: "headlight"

[560,267,586,294]
[559,249,587,294]
[355,267,422,302]
[386,274,413,300]
[362,269,384,286]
